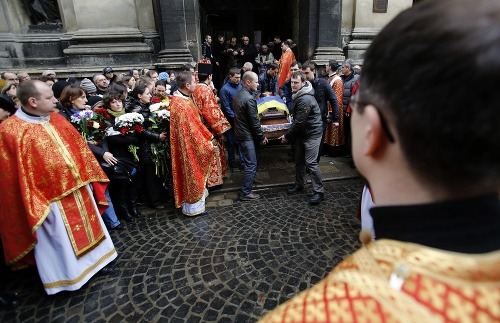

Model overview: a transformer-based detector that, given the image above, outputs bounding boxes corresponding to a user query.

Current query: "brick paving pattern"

[1,145,363,322]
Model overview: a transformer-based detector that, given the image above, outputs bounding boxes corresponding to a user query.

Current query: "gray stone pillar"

[347,0,412,64]
[155,0,201,70]
[311,0,345,66]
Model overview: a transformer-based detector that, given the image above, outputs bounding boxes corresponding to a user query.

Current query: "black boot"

[110,183,135,222]
[127,182,142,218]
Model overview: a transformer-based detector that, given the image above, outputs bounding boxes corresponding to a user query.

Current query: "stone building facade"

[0,0,412,76]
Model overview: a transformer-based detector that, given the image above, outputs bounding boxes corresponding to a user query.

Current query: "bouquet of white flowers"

[114,112,145,135]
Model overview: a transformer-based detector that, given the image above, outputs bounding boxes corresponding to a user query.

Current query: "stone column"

[155,0,201,70]
[311,0,345,66]
[347,0,412,64]
[61,0,158,69]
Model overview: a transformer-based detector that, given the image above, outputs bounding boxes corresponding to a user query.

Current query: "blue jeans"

[102,188,121,228]
[237,140,259,196]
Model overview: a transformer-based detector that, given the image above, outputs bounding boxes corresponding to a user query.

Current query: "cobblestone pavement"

[1,145,363,322]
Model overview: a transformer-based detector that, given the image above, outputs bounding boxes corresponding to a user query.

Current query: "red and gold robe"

[277,48,296,89]
[169,94,215,208]
[192,82,231,187]
[0,112,109,268]
[324,74,345,147]
[260,239,500,322]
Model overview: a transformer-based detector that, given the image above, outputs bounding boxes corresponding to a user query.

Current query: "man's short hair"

[176,71,193,89]
[181,64,194,72]
[343,59,354,71]
[328,60,339,69]
[16,80,42,106]
[108,81,128,95]
[198,73,210,82]
[268,63,278,70]
[290,61,302,69]
[136,76,154,87]
[243,62,253,70]
[302,61,316,72]
[291,71,306,83]
[242,71,256,83]
[228,67,241,77]
[359,0,500,193]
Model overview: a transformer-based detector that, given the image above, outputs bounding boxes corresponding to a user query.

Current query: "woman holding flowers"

[59,85,89,119]
[59,86,126,230]
[127,84,168,209]
[102,91,142,222]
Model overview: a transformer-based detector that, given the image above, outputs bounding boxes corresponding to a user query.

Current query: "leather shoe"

[253,177,263,185]
[240,192,261,201]
[0,293,20,309]
[98,265,115,276]
[109,223,126,231]
[287,185,304,195]
[309,192,324,205]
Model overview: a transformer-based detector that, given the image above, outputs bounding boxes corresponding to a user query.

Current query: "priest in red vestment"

[277,39,296,89]
[261,0,500,321]
[192,63,231,187]
[0,80,116,295]
[169,71,215,216]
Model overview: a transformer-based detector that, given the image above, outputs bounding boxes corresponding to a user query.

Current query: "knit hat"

[79,78,97,94]
[52,80,71,99]
[87,95,103,108]
[158,72,169,81]
[42,70,56,77]
[103,66,114,74]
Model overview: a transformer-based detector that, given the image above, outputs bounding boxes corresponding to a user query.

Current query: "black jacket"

[311,77,339,126]
[233,87,265,142]
[286,82,323,140]
[59,106,108,161]
[126,100,162,164]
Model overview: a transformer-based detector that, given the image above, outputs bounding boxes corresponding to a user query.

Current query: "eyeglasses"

[351,95,395,143]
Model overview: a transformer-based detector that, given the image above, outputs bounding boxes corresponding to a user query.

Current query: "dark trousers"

[140,162,168,206]
[237,140,260,196]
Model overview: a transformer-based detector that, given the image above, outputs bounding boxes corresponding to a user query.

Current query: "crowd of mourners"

[0,34,362,228]
[0,34,363,299]
[1,1,500,320]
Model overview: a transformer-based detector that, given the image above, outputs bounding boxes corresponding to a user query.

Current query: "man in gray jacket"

[278,71,325,205]
[233,71,268,201]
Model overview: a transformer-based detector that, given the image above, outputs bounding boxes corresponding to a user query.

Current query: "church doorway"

[199,0,296,48]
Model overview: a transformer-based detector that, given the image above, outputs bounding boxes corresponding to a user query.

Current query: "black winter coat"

[311,77,339,126]
[286,82,323,140]
[233,87,265,142]
[127,100,162,164]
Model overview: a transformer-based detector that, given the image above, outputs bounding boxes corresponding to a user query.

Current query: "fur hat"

[79,78,97,94]
[52,80,71,99]
[0,93,16,114]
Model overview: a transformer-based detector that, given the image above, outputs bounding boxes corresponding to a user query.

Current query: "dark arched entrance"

[199,0,296,48]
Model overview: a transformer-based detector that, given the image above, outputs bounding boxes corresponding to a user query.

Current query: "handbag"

[100,158,136,182]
